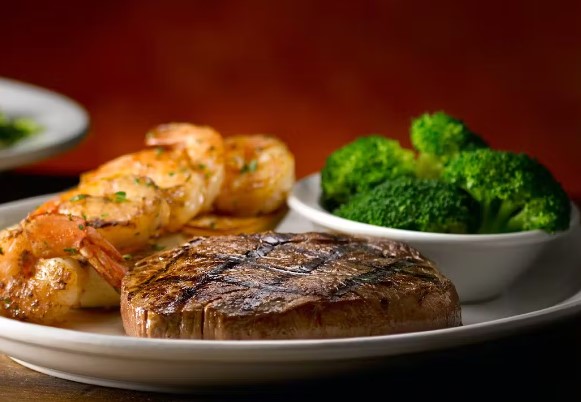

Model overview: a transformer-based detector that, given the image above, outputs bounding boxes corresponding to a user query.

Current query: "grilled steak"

[121,232,461,339]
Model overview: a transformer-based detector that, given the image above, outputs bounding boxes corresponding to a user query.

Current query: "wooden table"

[1,172,580,400]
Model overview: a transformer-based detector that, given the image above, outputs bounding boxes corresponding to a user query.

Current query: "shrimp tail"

[79,229,127,291]
[23,213,127,291]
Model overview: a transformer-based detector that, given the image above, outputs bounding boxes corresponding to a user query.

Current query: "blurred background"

[1,0,580,196]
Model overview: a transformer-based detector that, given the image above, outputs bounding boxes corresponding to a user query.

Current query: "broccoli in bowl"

[320,135,416,211]
[411,111,488,179]
[319,111,571,235]
[334,177,480,234]
[442,148,571,234]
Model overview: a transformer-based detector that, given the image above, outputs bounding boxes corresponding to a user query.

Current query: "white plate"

[0,77,89,170]
[0,195,580,393]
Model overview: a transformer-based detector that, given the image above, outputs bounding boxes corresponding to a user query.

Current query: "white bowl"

[288,173,580,303]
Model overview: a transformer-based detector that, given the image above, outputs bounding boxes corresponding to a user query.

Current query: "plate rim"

[0,194,580,364]
[0,76,90,170]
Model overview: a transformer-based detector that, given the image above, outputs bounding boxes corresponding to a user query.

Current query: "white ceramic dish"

[0,195,580,392]
[0,77,89,170]
[288,173,580,302]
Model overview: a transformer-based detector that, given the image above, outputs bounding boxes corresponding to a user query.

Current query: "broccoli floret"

[320,135,416,210]
[333,177,480,234]
[442,149,571,234]
[506,195,571,233]
[0,112,42,148]
[411,111,488,178]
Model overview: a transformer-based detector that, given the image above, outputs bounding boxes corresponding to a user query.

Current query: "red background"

[2,1,580,196]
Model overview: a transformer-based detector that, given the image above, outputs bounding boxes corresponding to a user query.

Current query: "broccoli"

[320,135,416,210]
[410,111,488,178]
[442,149,571,234]
[333,177,480,234]
[0,112,42,148]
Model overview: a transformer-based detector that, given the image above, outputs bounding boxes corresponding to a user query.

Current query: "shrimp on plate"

[81,123,225,232]
[213,134,295,216]
[0,214,127,324]
[183,134,295,236]
[32,174,171,253]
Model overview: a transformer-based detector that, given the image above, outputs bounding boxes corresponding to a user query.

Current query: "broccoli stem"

[478,199,522,234]
[416,154,444,179]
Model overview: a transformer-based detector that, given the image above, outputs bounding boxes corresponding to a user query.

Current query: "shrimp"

[32,175,171,253]
[145,123,225,212]
[213,135,295,216]
[81,123,225,232]
[0,214,127,324]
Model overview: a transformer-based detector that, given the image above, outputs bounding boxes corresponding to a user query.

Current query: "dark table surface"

[0,171,580,401]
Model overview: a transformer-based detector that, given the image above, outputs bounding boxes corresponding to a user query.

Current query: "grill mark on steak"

[132,238,204,288]
[170,258,243,308]
[332,259,435,297]
[167,235,291,310]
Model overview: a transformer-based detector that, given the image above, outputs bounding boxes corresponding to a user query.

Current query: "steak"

[121,232,461,340]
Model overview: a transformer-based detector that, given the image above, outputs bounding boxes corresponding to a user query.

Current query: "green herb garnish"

[0,112,42,148]
[240,159,258,173]
[69,194,88,202]
[64,247,78,254]
[114,191,127,202]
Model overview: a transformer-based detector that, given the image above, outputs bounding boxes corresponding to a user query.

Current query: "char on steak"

[121,232,461,339]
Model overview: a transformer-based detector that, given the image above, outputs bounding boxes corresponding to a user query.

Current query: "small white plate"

[0,195,580,393]
[0,77,89,170]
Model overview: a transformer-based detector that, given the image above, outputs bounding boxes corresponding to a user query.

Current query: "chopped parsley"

[240,159,258,173]
[78,224,85,230]
[1,297,12,310]
[151,244,165,251]
[69,194,88,202]
[0,112,42,148]
[114,191,127,203]
[122,254,133,261]
[64,247,78,255]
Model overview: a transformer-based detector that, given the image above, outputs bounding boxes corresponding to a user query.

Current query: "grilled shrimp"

[145,123,225,212]
[32,175,171,253]
[0,214,127,324]
[82,123,225,232]
[213,135,295,216]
